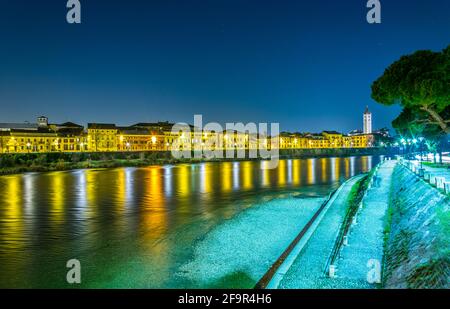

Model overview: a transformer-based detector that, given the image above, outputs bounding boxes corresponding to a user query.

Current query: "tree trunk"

[421,105,450,134]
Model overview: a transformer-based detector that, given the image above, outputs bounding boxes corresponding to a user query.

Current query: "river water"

[0,156,381,288]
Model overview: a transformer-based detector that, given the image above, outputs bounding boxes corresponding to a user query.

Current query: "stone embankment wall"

[383,164,449,288]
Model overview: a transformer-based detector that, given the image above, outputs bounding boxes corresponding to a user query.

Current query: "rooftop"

[322,130,342,135]
[87,123,117,129]
[0,123,38,130]
[54,122,83,128]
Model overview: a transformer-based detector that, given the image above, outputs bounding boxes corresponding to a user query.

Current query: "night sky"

[0,0,449,133]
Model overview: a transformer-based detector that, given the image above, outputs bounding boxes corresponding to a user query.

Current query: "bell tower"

[37,116,48,128]
[363,106,372,134]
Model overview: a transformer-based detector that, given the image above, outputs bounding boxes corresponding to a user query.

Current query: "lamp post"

[412,138,418,160]
[400,138,406,157]
[419,137,425,170]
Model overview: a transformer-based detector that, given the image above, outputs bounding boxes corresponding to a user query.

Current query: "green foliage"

[55,159,66,170]
[436,206,450,255]
[372,47,449,111]
[422,162,450,168]
[0,155,14,168]
[383,204,395,243]
[206,271,255,289]
[372,45,450,134]
[406,257,450,289]
[392,107,448,156]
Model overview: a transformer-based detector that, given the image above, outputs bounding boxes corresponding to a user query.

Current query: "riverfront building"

[0,116,87,153]
[0,116,375,154]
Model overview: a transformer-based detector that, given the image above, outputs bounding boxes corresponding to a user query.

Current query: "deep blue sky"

[0,0,449,133]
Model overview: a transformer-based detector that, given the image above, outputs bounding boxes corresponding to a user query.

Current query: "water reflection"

[221,162,232,192]
[4,177,24,250]
[307,158,316,185]
[0,156,380,288]
[278,160,286,186]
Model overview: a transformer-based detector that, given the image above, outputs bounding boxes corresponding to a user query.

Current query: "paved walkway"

[335,160,396,287]
[278,175,365,289]
[279,160,398,289]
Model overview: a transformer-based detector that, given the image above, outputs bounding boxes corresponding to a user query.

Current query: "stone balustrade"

[401,159,449,195]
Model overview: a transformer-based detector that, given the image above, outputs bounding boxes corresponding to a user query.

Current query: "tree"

[392,107,447,163]
[371,45,450,134]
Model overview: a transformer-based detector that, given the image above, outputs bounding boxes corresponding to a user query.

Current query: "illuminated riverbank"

[0,156,381,288]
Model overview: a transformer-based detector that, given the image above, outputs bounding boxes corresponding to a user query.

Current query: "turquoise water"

[0,156,380,288]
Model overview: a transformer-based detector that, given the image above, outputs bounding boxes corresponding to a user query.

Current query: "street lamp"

[418,137,425,169]
[399,138,406,156]
[411,138,418,160]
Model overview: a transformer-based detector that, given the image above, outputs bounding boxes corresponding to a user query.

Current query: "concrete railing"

[399,159,450,194]
[443,181,449,191]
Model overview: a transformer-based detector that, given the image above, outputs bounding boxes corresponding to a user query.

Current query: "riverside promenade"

[278,175,365,288]
[335,160,396,287]
[279,160,397,288]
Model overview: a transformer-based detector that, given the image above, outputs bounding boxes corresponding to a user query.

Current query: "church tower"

[363,106,372,134]
[37,116,48,128]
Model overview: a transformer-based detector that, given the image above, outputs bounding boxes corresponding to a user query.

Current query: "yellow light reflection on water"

[307,158,316,185]
[4,176,24,248]
[361,156,368,172]
[242,161,253,190]
[142,209,168,240]
[147,167,165,208]
[335,157,341,181]
[116,169,126,210]
[85,170,97,208]
[221,162,232,192]
[177,165,190,196]
[292,159,300,186]
[278,159,286,186]
[321,159,327,182]
[141,167,168,239]
[344,157,350,178]
[200,164,212,195]
[49,172,65,224]
[0,176,25,270]
[260,161,270,187]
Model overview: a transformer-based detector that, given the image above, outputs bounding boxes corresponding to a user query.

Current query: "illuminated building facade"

[0,116,87,153]
[0,116,375,154]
